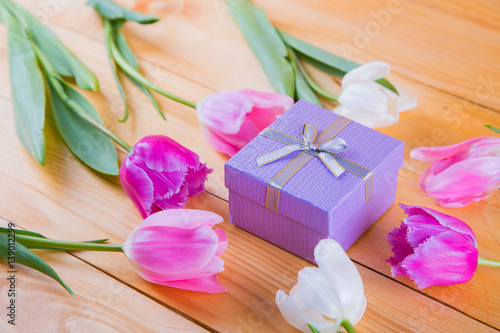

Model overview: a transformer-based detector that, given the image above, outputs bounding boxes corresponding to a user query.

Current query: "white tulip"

[276,239,367,333]
[334,61,418,128]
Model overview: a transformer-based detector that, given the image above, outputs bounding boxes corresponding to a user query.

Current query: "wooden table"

[1,0,499,332]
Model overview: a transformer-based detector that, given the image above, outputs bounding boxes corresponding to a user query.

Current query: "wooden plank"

[0,99,496,332]
[17,0,500,112]
[0,13,499,328]
[0,221,208,332]
[0,20,499,205]
[0,173,497,332]
[0,1,499,331]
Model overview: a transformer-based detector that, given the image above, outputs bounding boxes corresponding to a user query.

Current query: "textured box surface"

[225,100,404,261]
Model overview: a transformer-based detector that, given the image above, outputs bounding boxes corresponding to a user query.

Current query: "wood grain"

[18,0,500,111]
[0,0,499,332]
[0,100,496,331]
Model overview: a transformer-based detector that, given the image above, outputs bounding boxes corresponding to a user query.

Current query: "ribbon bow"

[257,123,348,176]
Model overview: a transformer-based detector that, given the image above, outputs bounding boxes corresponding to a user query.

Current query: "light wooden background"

[1,0,499,332]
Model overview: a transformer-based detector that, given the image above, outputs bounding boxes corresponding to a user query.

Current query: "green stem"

[104,20,197,110]
[32,42,133,153]
[289,47,338,102]
[341,318,357,333]
[15,235,123,252]
[478,257,500,267]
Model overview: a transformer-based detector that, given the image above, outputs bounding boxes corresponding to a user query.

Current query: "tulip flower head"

[387,204,479,289]
[196,89,294,156]
[122,209,228,293]
[411,136,500,208]
[333,61,418,128]
[276,239,366,332]
[120,135,212,218]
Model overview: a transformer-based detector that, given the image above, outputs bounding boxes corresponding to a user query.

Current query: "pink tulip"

[411,137,500,208]
[386,204,478,289]
[120,135,212,218]
[122,209,228,293]
[196,89,294,156]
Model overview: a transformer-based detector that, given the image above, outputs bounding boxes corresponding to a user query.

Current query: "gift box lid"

[224,100,404,235]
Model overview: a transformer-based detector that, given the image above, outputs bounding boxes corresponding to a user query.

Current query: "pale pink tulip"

[122,209,228,293]
[387,204,478,289]
[196,89,294,156]
[120,135,212,218]
[411,136,500,208]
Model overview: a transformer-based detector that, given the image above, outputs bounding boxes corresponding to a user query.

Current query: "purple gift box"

[224,100,404,262]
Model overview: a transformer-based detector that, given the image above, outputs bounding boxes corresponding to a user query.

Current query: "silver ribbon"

[257,123,348,176]
[257,117,375,212]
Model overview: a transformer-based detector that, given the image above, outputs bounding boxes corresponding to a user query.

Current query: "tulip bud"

[123,209,228,293]
[387,204,478,288]
[411,137,500,208]
[120,135,212,218]
[276,239,366,332]
[196,89,294,156]
[334,61,418,128]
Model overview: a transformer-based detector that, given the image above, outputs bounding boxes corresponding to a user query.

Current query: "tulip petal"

[214,228,228,256]
[341,61,390,87]
[197,91,254,134]
[242,89,293,129]
[199,125,242,157]
[423,156,500,209]
[185,163,212,197]
[337,81,389,113]
[123,224,219,275]
[135,256,225,282]
[395,85,418,112]
[401,231,478,289]
[119,158,154,219]
[386,223,414,276]
[314,239,366,324]
[147,168,186,199]
[158,274,227,293]
[241,89,294,111]
[410,137,490,163]
[291,267,343,321]
[134,135,201,172]
[137,209,224,230]
[399,204,477,247]
[276,290,339,333]
[153,184,190,210]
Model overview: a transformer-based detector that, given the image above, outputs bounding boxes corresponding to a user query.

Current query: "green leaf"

[280,30,399,95]
[295,68,322,106]
[288,48,321,106]
[280,30,359,74]
[0,232,74,295]
[0,227,46,239]
[5,0,99,91]
[485,124,500,134]
[228,0,295,97]
[48,79,119,175]
[0,6,46,165]
[103,20,130,122]
[308,324,321,333]
[87,0,159,24]
[112,23,162,117]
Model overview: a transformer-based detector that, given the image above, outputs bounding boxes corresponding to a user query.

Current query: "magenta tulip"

[120,135,212,218]
[196,89,294,156]
[411,137,500,208]
[123,209,228,293]
[386,204,478,288]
